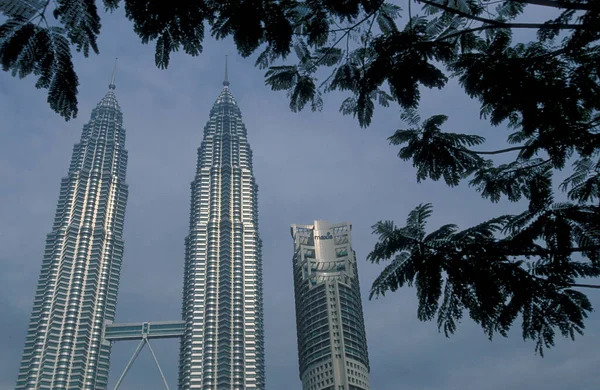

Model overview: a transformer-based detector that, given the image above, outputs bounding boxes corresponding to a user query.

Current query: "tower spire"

[109,57,118,90]
[223,55,230,87]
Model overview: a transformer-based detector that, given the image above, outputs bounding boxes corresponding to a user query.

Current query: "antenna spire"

[223,55,230,87]
[109,57,118,90]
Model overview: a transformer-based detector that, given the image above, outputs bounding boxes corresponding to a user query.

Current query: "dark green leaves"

[0,19,79,119]
[46,27,79,119]
[289,74,319,112]
[265,65,299,90]
[102,0,121,12]
[389,115,487,186]
[154,33,172,69]
[470,158,553,203]
[369,203,598,355]
[0,0,46,19]
[53,0,102,57]
[313,46,343,66]
[368,28,453,109]
[376,3,401,34]
[264,65,321,112]
[561,157,600,203]
[123,0,206,69]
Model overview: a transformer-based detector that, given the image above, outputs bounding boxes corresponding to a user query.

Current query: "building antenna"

[223,55,230,87]
[109,57,118,90]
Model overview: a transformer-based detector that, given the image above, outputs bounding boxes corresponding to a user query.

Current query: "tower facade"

[178,76,265,389]
[290,221,370,390]
[16,79,129,389]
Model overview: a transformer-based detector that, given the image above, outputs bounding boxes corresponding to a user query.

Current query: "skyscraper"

[16,68,129,390]
[290,220,370,390]
[178,68,265,389]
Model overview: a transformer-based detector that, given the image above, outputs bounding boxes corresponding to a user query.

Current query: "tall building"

[290,220,370,390]
[16,68,129,389]
[178,68,265,389]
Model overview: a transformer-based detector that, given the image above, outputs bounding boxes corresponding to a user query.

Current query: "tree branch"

[512,245,600,257]
[419,0,583,29]
[530,274,600,289]
[512,0,596,11]
[438,22,582,42]
[496,158,552,178]
[570,283,600,289]
[468,146,525,155]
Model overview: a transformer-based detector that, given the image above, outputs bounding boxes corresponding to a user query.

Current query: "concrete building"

[290,221,370,390]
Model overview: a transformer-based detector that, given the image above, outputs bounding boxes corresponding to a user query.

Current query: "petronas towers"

[179,75,265,389]
[16,77,128,389]
[16,65,264,389]
[15,60,370,390]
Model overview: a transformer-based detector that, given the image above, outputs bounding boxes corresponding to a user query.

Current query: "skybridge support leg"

[113,338,145,390]
[145,338,171,390]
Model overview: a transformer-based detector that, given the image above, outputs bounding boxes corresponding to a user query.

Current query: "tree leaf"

[264,65,299,90]
[0,0,45,19]
[313,46,343,66]
[45,27,79,120]
[388,115,487,186]
[53,0,101,57]
[370,252,414,298]
[155,33,171,69]
[0,20,78,119]
[288,74,316,112]
[356,89,374,127]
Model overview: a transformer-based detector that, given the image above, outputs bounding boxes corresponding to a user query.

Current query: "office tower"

[16,68,129,389]
[178,69,265,389]
[290,220,370,390]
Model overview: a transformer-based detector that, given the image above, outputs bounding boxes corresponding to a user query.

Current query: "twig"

[418,0,582,29]
[36,0,52,27]
[306,0,385,73]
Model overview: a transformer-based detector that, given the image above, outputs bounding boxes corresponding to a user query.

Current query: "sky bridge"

[104,321,184,390]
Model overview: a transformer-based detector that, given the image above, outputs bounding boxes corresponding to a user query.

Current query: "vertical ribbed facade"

[16,86,128,389]
[290,221,370,390]
[179,83,265,389]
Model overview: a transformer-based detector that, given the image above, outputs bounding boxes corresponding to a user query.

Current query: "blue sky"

[1,3,599,390]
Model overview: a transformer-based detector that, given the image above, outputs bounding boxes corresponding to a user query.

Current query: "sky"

[1,3,600,390]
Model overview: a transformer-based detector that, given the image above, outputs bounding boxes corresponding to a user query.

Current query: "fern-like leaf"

[376,3,401,35]
[0,0,45,19]
[339,96,357,115]
[370,252,414,298]
[356,89,374,127]
[0,19,78,119]
[313,46,343,66]
[53,0,101,57]
[255,45,277,69]
[103,0,120,11]
[265,65,299,90]
[155,33,172,69]
[45,26,79,119]
[288,74,316,112]
[389,115,487,186]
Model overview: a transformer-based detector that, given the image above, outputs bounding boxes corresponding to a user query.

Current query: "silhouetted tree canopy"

[1,0,599,355]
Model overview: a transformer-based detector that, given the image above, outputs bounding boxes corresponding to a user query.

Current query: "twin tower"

[15,65,370,390]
